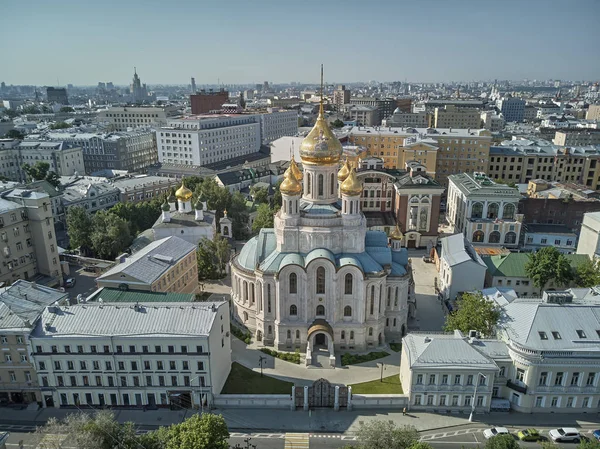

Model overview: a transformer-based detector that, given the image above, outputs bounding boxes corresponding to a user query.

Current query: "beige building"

[97,106,180,132]
[577,211,600,259]
[433,105,481,129]
[348,128,410,169]
[586,104,600,121]
[0,280,68,406]
[0,190,61,286]
[96,236,198,293]
[332,85,351,111]
[553,130,600,146]
[343,105,379,126]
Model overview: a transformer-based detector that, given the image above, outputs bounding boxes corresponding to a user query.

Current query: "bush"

[390,342,402,352]
[341,351,389,366]
[231,325,252,344]
[259,347,301,364]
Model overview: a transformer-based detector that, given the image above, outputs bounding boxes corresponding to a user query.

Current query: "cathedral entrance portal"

[306,319,335,367]
[315,333,326,347]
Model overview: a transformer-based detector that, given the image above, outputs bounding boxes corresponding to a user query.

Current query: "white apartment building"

[258,109,298,144]
[31,301,231,409]
[446,173,523,247]
[97,106,180,132]
[577,211,600,259]
[156,115,261,166]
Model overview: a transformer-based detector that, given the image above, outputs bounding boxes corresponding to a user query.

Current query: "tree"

[50,121,71,130]
[90,211,132,259]
[355,421,419,449]
[165,413,229,449]
[197,235,231,280]
[66,206,93,252]
[577,440,600,449]
[45,171,61,188]
[228,191,249,240]
[21,161,61,187]
[22,105,41,114]
[60,106,75,112]
[252,203,274,234]
[407,443,435,449]
[331,118,345,128]
[575,257,600,287]
[110,199,161,236]
[3,109,19,118]
[444,291,500,336]
[272,178,283,211]
[5,129,24,139]
[250,185,269,204]
[484,434,521,449]
[525,247,574,294]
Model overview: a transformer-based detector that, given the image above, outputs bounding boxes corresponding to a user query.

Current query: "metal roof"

[441,233,486,268]
[89,287,195,303]
[484,253,590,278]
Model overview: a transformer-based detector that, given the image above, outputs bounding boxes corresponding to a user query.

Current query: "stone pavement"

[409,256,447,332]
[232,338,401,386]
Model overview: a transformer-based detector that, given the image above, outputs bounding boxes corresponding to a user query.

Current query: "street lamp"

[377,362,385,382]
[258,355,266,377]
[468,372,487,423]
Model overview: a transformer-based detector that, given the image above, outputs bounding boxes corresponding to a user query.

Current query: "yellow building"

[348,128,410,169]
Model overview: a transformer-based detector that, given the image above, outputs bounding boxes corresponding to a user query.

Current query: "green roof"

[93,288,195,303]
[483,253,590,278]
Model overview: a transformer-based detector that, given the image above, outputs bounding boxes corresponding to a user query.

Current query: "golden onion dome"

[299,104,343,165]
[279,168,302,196]
[337,160,350,181]
[175,178,193,201]
[289,156,303,182]
[340,167,362,196]
[389,223,404,241]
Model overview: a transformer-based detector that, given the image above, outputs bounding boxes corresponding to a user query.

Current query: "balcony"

[506,379,527,394]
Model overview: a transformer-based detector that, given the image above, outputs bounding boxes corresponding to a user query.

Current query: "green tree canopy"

[575,257,600,287]
[250,185,269,204]
[90,211,132,260]
[66,206,93,251]
[444,291,500,336]
[252,203,274,234]
[577,439,600,449]
[5,129,24,139]
[273,178,283,211]
[197,235,231,280]
[331,118,345,128]
[3,109,20,118]
[21,161,61,187]
[110,199,162,236]
[22,105,41,114]
[356,421,419,449]
[228,191,249,240]
[484,434,521,449]
[50,121,71,130]
[525,247,574,293]
[60,106,75,112]
[165,413,229,449]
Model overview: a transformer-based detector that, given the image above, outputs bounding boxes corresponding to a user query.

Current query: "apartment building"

[30,300,231,409]
[586,104,600,121]
[0,281,68,406]
[433,105,481,129]
[414,100,485,113]
[97,106,180,132]
[498,96,525,122]
[257,109,298,144]
[343,105,379,126]
[46,131,158,173]
[0,190,61,285]
[553,130,600,146]
[111,175,180,204]
[348,127,410,169]
[383,111,430,128]
[332,85,351,111]
[577,211,600,259]
[349,97,396,124]
[60,177,120,214]
[96,236,198,293]
[446,173,523,247]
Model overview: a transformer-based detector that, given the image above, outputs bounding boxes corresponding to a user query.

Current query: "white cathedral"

[230,100,411,364]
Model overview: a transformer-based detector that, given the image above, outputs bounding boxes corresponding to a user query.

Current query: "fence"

[213,394,292,409]
[350,394,408,409]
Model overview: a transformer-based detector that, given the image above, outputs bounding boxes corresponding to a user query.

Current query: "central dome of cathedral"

[299,104,343,166]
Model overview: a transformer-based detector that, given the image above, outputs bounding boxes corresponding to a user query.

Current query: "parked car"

[517,429,541,441]
[65,278,76,288]
[549,428,581,442]
[483,427,510,439]
[592,430,600,441]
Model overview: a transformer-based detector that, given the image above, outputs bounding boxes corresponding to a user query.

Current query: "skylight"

[551,331,562,340]
[538,331,548,340]
[576,330,587,338]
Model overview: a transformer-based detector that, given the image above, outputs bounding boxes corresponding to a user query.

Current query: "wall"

[351,394,408,409]
[213,394,292,409]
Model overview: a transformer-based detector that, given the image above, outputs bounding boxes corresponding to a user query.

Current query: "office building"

[332,85,351,111]
[97,106,180,132]
[433,105,481,129]
[585,104,600,121]
[498,96,525,122]
[553,130,600,146]
[480,111,505,132]
[0,281,68,406]
[343,105,379,126]
[190,77,196,94]
[383,110,430,128]
[60,177,120,214]
[350,97,396,124]
[31,300,231,409]
[46,87,68,105]
[577,211,600,259]
[96,236,198,293]
[130,68,148,103]
[258,109,298,144]
[446,173,523,247]
[190,89,229,114]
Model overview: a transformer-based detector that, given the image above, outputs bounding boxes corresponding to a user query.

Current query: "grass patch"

[389,342,402,352]
[259,347,301,364]
[341,351,389,366]
[221,362,293,394]
[231,325,252,344]
[350,374,403,394]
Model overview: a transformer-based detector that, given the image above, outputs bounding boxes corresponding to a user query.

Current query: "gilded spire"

[289,156,303,182]
[319,63,324,117]
[175,176,193,201]
[340,167,362,196]
[389,223,404,240]
[337,160,350,181]
[280,166,302,196]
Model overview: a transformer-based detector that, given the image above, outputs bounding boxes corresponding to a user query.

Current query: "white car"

[549,428,581,442]
[483,427,510,439]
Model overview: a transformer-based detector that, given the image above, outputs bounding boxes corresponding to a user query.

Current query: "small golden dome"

[389,223,404,241]
[289,156,303,182]
[337,160,350,181]
[175,178,193,201]
[340,167,362,196]
[299,104,343,166]
[280,168,302,196]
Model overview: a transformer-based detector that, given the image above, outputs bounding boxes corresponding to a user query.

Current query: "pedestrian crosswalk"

[285,432,309,448]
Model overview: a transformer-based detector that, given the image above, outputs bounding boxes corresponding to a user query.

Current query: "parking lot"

[62,264,100,302]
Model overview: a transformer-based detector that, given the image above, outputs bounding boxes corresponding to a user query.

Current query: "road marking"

[285,433,309,449]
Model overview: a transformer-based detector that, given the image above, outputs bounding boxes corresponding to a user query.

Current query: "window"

[467,375,474,385]
[368,327,373,336]
[441,375,448,385]
[535,396,543,408]
[551,397,558,407]
[552,331,561,340]
[105,361,112,370]
[576,330,586,338]
[350,331,354,340]
[555,372,564,386]
[587,373,596,386]
[155,345,162,353]
[39,361,46,371]
[439,395,447,406]
[454,375,461,385]
[131,361,138,371]
[452,395,459,406]
[344,273,353,295]
[289,273,297,294]
[538,331,547,340]
[428,374,436,385]
[316,267,325,294]
[464,396,472,406]
[168,345,175,353]
[539,372,547,386]
[142,345,148,353]
[157,361,164,370]
[171,376,178,386]
[289,304,297,316]
[70,376,77,386]
[566,397,574,408]
[104,345,110,353]
[318,174,323,196]
[80,361,87,370]
[120,376,127,387]
[54,361,61,370]
[416,374,423,385]
[571,372,580,386]
[170,361,176,370]
[499,366,505,377]
[197,361,205,371]
[344,306,352,317]
[414,395,422,405]
[316,305,325,316]
[116,345,122,353]
[516,368,525,382]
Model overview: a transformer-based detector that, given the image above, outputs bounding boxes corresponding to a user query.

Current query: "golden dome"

[340,167,362,196]
[299,103,343,165]
[279,168,302,196]
[337,160,350,181]
[289,156,303,182]
[389,223,404,240]
[175,178,193,201]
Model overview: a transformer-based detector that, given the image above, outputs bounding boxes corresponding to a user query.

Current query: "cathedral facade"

[230,100,411,356]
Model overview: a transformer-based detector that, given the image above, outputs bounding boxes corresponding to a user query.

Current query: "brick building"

[190,89,229,114]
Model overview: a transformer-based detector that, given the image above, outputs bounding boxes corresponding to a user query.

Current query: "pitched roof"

[88,287,195,303]
[483,253,590,278]
[440,233,486,267]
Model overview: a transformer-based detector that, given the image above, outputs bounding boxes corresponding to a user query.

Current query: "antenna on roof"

[319,64,324,116]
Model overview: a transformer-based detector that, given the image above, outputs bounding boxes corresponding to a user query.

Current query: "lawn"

[350,374,404,394]
[221,362,294,394]
[341,351,389,366]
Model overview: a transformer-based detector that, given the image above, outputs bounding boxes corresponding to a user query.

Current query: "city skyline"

[2,0,600,86]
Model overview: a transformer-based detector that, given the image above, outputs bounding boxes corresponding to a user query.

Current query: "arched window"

[504,231,517,244]
[393,318,397,327]
[378,296,382,313]
[488,231,501,243]
[316,305,325,316]
[370,285,375,301]
[296,330,300,339]
[251,284,255,304]
[318,174,324,196]
[487,202,499,219]
[394,287,399,307]
[503,203,515,219]
[370,297,374,315]
[289,304,297,316]
[471,202,483,219]
[344,273,353,295]
[307,173,312,194]
[268,325,272,335]
[316,267,325,294]
[243,281,248,302]
[350,331,355,340]
[344,305,352,317]
[289,273,297,294]
[472,230,485,242]
[368,327,373,336]
[287,330,291,339]
[330,173,335,195]
[341,330,345,340]
[288,200,292,213]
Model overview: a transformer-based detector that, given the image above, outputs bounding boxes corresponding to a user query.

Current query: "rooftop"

[440,233,486,268]
[87,287,195,304]
[524,224,577,235]
[448,172,522,198]
[483,253,590,278]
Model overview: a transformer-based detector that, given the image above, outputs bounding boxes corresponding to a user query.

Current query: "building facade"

[553,130,600,146]
[577,211,600,259]
[190,89,229,114]
[8,141,85,181]
[257,109,298,144]
[586,104,600,121]
[523,224,577,253]
[433,105,481,129]
[498,97,525,122]
[97,106,180,132]
[383,111,430,128]
[333,85,351,111]
[46,87,68,105]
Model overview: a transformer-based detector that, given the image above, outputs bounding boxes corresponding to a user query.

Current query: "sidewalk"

[0,406,597,434]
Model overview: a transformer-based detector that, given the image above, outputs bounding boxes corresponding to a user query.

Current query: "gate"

[294,378,349,409]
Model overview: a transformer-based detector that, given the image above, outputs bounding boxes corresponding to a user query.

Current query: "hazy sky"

[2,0,600,86]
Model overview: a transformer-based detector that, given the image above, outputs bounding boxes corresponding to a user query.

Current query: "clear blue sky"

[2,0,599,86]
